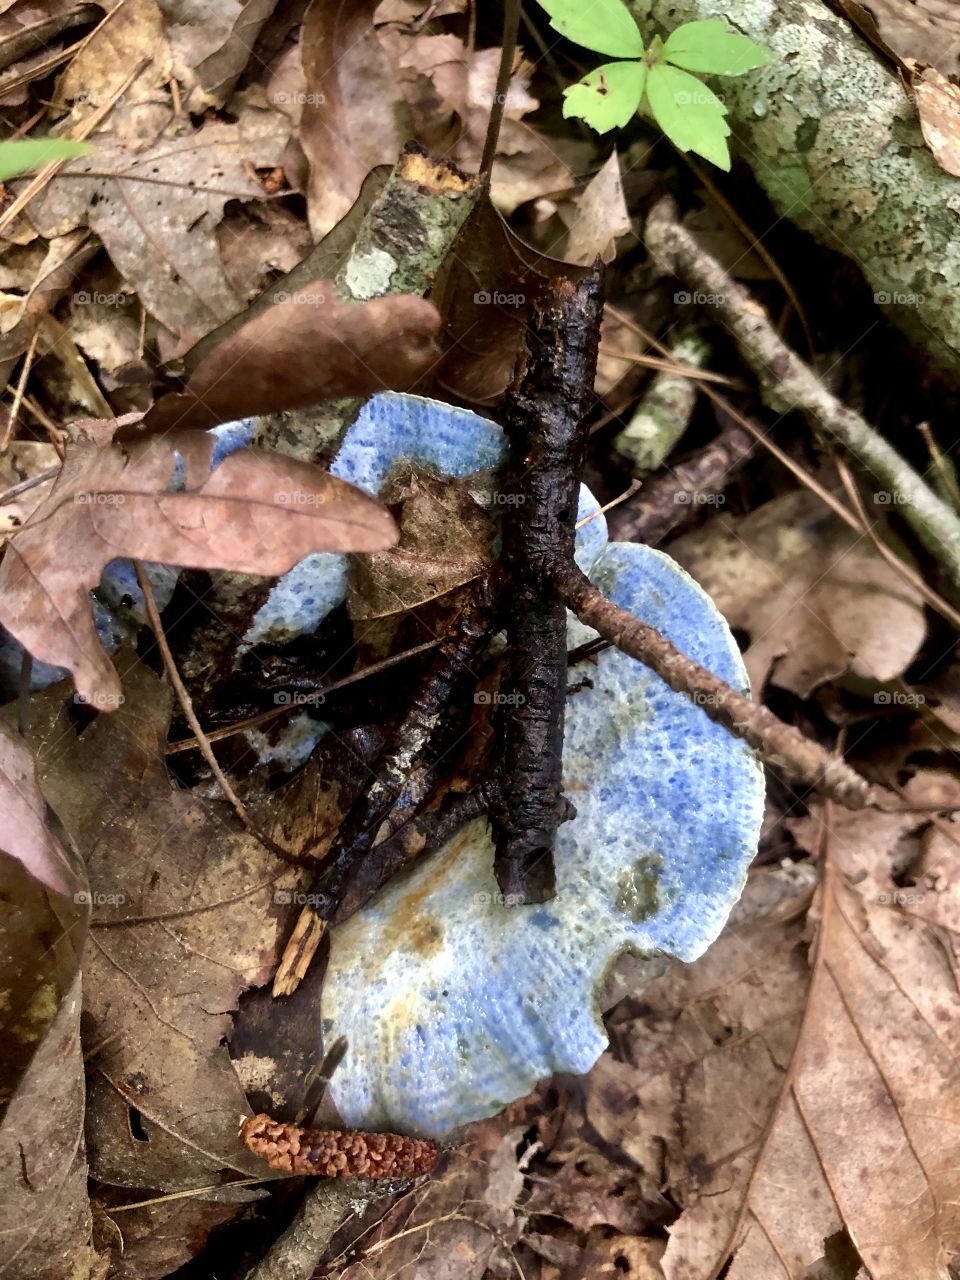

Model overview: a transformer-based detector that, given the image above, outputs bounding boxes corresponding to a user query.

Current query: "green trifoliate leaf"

[563,61,648,133]
[662,19,773,76]
[0,138,92,183]
[645,64,732,170]
[535,0,644,59]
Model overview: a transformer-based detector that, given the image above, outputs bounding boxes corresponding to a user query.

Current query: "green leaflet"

[535,3,771,170]
[0,138,92,183]
[563,61,648,134]
[536,0,644,59]
[662,19,773,76]
[645,63,731,170]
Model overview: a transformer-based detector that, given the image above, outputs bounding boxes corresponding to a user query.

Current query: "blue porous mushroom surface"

[319,537,764,1137]
[0,388,763,1137]
[243,391,607,646]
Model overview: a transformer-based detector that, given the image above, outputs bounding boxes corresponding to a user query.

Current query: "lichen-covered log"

[638,0,960,372]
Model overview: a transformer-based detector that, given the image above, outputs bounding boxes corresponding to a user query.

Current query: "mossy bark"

[638,0,960,373]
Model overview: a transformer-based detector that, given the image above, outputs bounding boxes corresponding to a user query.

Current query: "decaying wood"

[647,0,960,374]
[645,195,960,595]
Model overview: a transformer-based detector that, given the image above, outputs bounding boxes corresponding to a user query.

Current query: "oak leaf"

[672,487,926,697]
[140,283,441,435]
[626,790,960,1279]
[0,426,397,707]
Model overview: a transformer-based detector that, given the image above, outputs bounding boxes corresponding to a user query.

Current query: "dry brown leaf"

[334,1126,529,1279]
[0,722,81,895]
[457,47,577,213]
[54,0,171,134]
[217,200,314,304]
[834,0,960,78]
[431,192,589,404]
[0,441,59,547]
[24,111,292,346]
[563,150,632,266]
[0,842,95,1277]
[637,793,960,1279]
[93,1189,262,1280]
[141,284,441,434]
[347,463,493,622]
[908,61,960,177]
[25,662,322,1194]
[0,426,397,706]
[0,973,103,1279]
[671,487,926,697]
[301,0,409,238]
[161,0,280,110]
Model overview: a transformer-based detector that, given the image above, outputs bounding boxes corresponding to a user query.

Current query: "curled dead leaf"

[907,60,960,177]
[0,724,80,896]
[671,487,926,697]
[141,284,442,436]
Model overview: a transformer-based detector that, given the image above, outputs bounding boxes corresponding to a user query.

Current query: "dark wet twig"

[331,781,500,925]
[273,585,497,996]
[607,413,754,545]
[491,267,604,904]
[300,1035,348,1127]
[480,0,521,175]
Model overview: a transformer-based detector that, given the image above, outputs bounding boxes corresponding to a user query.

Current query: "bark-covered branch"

[491,268,604,902]
[641,0,960,373]
[551,559,873,811]
[646,196,960,595]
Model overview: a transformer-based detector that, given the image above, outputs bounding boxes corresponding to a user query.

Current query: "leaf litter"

[1,0,960,1276]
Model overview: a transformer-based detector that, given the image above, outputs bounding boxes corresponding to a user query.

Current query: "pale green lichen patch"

[343,247,397,299]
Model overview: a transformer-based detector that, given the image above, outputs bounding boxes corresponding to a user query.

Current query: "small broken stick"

[240,1113,440,1179]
